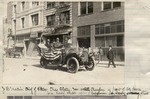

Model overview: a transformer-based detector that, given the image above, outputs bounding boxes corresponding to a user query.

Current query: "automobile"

[39,43,95,73]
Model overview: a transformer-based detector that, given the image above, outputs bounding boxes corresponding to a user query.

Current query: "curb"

[97,63,124,66]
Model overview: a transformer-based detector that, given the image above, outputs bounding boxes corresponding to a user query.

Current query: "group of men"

[41,34,72,51]
[96,45,116,68]
[39,33,116,68]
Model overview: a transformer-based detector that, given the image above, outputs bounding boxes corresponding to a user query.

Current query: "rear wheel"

[85,57,95,71]
[67,57,79,73]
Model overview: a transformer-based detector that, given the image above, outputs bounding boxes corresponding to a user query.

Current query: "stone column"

[90,25,95,49]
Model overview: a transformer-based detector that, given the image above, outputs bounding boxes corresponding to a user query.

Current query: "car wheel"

[40,57,48,69]
[67,57,79,73]
[85,57,95,71]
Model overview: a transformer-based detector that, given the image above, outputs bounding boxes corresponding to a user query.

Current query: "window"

[88,2,93,13]
[103,2,121,11]
[21,1,25,11]
[105,36,116,47]
[103,2,111,10]
[59,2,70,6]
[117,35,123,46]
[24,96,32,99]
[78,26,90,36]
[14,96,23,99]
[113,2,121,8]
[46,14,55,26]
[21,18,25,28]
[13,20,16,30]
[32,2,39,7]
[95,37,105,47]
[60,11,70,24]
[13,5,16,13]
[95,20,124,34]
[80,2,93,15]
[31,14,39,26]
[47,2,55,9]
[7,96,13,99]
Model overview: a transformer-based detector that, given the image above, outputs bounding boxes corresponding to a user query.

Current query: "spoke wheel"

[40,57,48,69]
[85,57,95,71]
[67,57,79,73]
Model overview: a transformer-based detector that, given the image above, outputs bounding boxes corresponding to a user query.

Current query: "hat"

[109,45,112,47]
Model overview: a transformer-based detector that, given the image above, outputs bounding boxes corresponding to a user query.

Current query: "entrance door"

[78,37,90,48]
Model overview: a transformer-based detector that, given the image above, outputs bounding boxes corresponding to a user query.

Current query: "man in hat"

[107,45,116,68]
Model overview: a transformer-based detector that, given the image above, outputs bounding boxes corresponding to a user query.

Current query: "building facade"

[11,1,44,57]
[10,1,124,61]
[42,2,72,44]
[72,2,124,61]
[3,2,13,49]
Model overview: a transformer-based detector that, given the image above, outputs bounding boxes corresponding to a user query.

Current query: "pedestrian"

[107,45,116,68]
[98,47,103,63]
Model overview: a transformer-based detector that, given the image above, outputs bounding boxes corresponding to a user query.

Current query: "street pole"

[13,8,17,58]
[2,17,5,72]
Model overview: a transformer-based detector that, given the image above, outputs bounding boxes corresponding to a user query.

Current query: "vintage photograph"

[2,1,125,84]
[6,96,127,99]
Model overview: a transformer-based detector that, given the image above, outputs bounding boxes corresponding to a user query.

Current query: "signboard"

[30,32,38,38]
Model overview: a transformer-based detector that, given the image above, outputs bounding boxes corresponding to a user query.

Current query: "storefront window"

[78,25,90,36]
[95,37,105,47]
[117,35,123,46]
[105,36,116,47]
[95,20,124,34]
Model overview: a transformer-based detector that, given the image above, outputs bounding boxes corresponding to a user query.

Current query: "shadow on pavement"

[32,64,88,73]
[32,64,68,72]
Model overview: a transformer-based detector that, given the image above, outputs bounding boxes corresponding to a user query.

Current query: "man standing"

[98,47,103,63]
[107,45,116,68]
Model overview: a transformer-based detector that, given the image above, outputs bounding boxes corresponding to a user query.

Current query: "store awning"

[43,31,71,36]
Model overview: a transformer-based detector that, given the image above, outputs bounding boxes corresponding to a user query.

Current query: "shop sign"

[30,32,38,38]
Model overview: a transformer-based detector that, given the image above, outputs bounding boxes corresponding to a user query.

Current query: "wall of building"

[10,1,44,57]
[72,2,124,61]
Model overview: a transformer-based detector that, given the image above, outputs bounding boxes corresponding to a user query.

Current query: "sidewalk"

[95,60,125,66]
[24,56,41,60]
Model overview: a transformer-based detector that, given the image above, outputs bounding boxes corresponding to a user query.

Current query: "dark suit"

[107,49,116,68]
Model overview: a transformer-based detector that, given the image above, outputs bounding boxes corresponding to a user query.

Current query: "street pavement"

[3,58,124,85]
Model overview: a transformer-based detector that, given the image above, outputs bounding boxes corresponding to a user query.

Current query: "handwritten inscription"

[1,86,149,96]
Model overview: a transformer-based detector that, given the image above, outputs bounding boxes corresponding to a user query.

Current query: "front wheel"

[67,57,79,73]
[40,57,48,69]
[85,57,95,71]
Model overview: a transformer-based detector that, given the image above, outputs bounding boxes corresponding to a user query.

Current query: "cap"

[109,45,112,47]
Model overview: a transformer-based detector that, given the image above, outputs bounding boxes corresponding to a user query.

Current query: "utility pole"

[13,4,17,58]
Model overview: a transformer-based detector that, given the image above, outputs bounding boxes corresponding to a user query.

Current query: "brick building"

[72,2,124,61]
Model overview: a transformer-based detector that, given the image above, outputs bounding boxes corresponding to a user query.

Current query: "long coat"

[107,49,115,60]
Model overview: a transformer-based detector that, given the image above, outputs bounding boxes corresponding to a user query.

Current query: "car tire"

[85,57,95,71]
[67,57,79,73]
[40,57,48,69]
